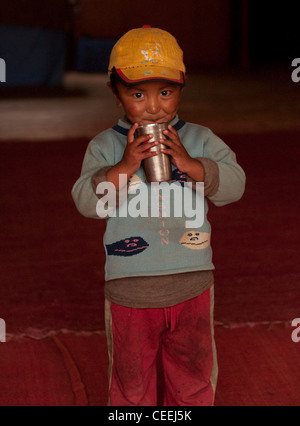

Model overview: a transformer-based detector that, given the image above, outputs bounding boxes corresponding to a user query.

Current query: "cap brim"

[112,67,185,86]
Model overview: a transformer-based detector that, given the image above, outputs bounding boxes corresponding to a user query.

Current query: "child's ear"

[107,81,122,108]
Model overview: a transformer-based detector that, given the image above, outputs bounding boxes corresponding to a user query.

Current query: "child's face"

[110,80,182,125]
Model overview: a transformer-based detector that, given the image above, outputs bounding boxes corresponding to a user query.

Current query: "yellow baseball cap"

[108,26,186,86]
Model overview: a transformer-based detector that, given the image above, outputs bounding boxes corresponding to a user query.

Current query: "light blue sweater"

[72,116,246,281]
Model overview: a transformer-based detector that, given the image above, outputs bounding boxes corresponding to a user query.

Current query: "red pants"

[105,288,218,406]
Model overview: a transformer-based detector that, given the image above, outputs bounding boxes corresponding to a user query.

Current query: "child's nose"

[146,98,160,114]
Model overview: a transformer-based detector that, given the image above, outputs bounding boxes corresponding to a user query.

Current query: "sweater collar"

[112,115,186,136]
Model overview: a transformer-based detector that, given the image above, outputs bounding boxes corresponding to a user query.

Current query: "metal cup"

[135,123,172,183]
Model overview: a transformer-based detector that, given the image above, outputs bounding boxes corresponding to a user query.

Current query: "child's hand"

[160,125,205,182]
[160,125,192,172]
[120,123,159,176]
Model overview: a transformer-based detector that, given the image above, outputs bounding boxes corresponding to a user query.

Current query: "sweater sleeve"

[203,129,246,206]
[196,157,220,197]
[72,134,114,219]
[186,157,219,197]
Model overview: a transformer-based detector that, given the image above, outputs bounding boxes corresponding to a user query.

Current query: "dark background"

[1,0,299,86]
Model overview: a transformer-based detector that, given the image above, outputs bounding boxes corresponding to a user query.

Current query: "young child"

[72,26,246,406]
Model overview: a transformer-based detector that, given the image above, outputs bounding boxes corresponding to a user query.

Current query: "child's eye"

[161,90,170,97]
[133,92,144,99]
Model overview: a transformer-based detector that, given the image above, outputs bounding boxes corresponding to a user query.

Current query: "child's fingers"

[139,141,159,153]
[143,150,159,159]
[163,126,180,145]
[127,123,139,143]
[167,124,178,135]
[159,137,176,150]
[134,133,154,147]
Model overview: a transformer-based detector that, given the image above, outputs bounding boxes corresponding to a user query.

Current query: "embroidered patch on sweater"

[128,174,143,194]
[106,237,149,257]
[180,231,211,250]
[171,169,187,186]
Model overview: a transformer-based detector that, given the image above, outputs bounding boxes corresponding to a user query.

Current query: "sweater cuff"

[92,166,129,209]
[192,157,219,197]
[91,166,113,197]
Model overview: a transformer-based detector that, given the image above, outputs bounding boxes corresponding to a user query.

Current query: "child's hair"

[109,73,118,93]
[109,68,184,99]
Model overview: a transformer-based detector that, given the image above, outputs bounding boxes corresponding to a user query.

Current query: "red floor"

[1,324,299,406]
[1,132,300,406]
